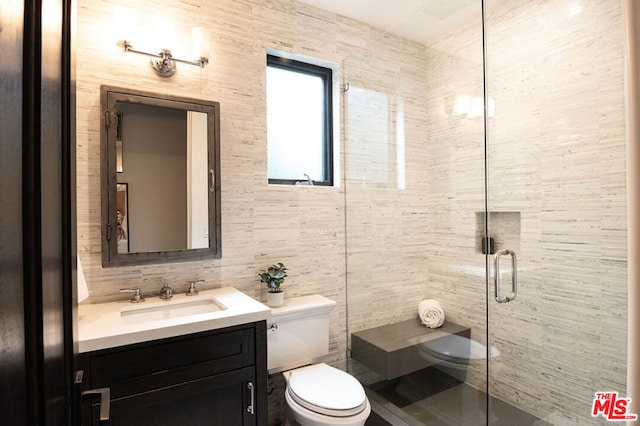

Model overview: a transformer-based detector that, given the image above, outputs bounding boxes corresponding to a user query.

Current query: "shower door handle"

[494,249,517,303]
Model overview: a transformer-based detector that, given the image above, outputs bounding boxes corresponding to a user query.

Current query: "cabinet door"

[86,367,257,426]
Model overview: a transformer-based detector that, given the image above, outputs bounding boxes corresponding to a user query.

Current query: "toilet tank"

[267,295,336,373]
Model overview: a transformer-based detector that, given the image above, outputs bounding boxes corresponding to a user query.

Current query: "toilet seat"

[287,364,368,417]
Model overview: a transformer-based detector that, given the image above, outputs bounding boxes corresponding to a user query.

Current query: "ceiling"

[298,0,481,43]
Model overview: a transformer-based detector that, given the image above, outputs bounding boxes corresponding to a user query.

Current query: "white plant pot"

[267,291,284,308]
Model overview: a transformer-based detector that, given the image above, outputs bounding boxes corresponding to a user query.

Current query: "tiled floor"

[365,367,549,426]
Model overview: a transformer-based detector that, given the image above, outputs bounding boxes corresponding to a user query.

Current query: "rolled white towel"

[418,299,445,328]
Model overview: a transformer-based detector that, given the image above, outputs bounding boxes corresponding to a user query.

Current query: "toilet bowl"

[267,295,371,426]
[284,364,371,426]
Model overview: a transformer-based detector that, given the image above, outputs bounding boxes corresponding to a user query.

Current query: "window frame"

[266,54,334,186]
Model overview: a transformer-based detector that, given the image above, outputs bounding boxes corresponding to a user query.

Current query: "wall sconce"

[117,40,209,77]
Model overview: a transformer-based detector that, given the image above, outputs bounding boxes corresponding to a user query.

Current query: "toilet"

[267,295,371,426]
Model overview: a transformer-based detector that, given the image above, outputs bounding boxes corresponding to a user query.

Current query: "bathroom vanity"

[77,287,270,425]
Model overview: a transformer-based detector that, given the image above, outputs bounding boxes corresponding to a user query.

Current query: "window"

[266,54,333,185]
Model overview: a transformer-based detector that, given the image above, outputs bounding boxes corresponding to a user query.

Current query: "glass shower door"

[484,0,628,424]
[343,1,491,424]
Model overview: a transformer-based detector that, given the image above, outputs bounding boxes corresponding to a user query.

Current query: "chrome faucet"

[159,283,173,300]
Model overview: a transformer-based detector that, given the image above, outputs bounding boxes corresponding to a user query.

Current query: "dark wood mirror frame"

[100,85,221,267]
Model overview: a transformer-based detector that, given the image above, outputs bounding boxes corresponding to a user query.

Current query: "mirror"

[101,86,221,266]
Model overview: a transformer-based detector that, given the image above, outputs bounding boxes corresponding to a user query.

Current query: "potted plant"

[259,262,287,307]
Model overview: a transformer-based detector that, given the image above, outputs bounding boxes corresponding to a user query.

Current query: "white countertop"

[78,287,271,353]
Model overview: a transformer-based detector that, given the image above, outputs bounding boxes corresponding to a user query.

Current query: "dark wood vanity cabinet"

[79,321,267,426]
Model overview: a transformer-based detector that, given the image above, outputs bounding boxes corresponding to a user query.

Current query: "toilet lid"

[287,364,367,417]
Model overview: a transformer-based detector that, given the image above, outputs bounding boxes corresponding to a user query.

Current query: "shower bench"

[351,318,470,381]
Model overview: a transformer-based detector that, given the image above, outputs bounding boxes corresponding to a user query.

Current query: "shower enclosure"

[344,0,628,424]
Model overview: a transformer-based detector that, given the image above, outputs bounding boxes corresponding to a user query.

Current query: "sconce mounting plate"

[150,49,176,77]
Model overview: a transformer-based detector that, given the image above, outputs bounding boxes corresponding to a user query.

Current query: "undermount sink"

[78,287,272,353]
[120,297,227,324]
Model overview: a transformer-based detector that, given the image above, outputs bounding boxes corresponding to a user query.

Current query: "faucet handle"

[186,280,204,296]
[120,288,145,303]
